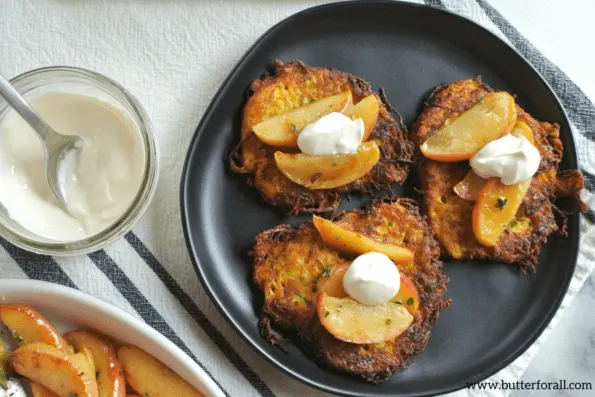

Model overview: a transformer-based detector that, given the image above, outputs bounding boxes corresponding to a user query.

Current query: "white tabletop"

[0,0,593,396]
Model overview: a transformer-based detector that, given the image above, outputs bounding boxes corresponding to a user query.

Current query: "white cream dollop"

[342,252,400,306]
[470,134,540,185]
[297,112,364,155]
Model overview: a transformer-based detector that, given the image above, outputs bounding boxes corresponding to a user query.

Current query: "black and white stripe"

[0,237,234,397]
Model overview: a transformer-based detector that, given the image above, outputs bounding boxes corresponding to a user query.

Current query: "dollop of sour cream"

[297,112,364,155]
[470,134,540,185]
[342,252,400,306]
[0,93,145,242]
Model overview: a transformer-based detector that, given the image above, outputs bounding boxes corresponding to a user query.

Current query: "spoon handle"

[0,73,56,141]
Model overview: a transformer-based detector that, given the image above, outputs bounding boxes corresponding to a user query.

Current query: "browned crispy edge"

[254,197,451,383]
[412,77,584,271]
[229,60,414,215]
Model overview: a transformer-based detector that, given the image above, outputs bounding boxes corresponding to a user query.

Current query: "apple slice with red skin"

[11,342,99,397]
[472,121,535,246]
[252,91,354,147]
[317,293,413,344]
[31,383,59,397]
[351,94,380,141]
[65,330,126,397]
[390,274,420,315]
[312,215,414,264]
[317,261,420,315]
[420,92,517,162]
[274,141,380,190]
[0,305,70,353]
[453,170,485,201]
[316,262,349,298]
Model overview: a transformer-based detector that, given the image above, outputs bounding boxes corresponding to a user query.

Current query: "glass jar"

[0,67,159,255]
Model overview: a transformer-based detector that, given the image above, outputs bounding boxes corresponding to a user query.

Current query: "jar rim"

[0,66,159,256]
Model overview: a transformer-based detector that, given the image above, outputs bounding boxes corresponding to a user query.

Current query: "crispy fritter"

[412,78,584,271]
[230,60,413,215]
[253,197,450,383]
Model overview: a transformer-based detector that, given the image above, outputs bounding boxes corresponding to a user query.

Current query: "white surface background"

[0,0,593,396]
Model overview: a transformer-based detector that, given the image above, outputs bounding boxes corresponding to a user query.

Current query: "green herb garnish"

[495,197,508,210]
[394,301,402,305]
[324,311,330,317]
[11,329,23,342]
[385,319,392,325]
[509,219,518,228]
[68,393,78,397]
[480,97,485,104]
[407,297,415,306]
[290,124,297,133]
[331,162,337,167]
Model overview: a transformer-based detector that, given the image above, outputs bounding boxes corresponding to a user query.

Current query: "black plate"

[180,1,580,396]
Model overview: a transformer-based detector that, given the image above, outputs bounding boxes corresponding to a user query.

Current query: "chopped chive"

[495,197,508,210]
[385,319,392,325]
[407,297,415,306]
[480,97,485,104]
[394,301,402,305]
[11,329,23,342]
[324,311,330,317]
[331,162,338,167]
[290,124,297,133]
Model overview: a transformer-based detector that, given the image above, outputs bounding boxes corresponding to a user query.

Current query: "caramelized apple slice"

[390,274,420,315]
[274,141,380,190]
[472,121,535,246]
[317,293,413,344]
[31,383,59,397]
[252,91,353,147]
[351,94,380,141]
[313,215,414,264]
[11,342,99,397]
[0,338,9,388]
[118,345,204,397]
[65,331,126,397]
[0,305,69,353]
[420,92,517,162]
[316,262,349,298]
[454,170,485,201]
[510,120,535,144]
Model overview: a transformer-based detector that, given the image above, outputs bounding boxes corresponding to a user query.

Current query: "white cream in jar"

[0,93,145,242]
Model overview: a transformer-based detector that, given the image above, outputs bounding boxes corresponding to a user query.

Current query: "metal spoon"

[0,73,82,206]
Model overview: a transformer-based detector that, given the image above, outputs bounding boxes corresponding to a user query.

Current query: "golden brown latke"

[412,78,583,271]
[230,60,413,215]
[253,197,450,383]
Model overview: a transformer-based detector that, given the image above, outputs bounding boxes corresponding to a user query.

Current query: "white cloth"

[0,1,593,396]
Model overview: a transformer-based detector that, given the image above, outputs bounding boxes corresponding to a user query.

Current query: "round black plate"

[181,2,580,396]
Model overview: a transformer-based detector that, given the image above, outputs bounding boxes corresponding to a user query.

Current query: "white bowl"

[0,279,225,397]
